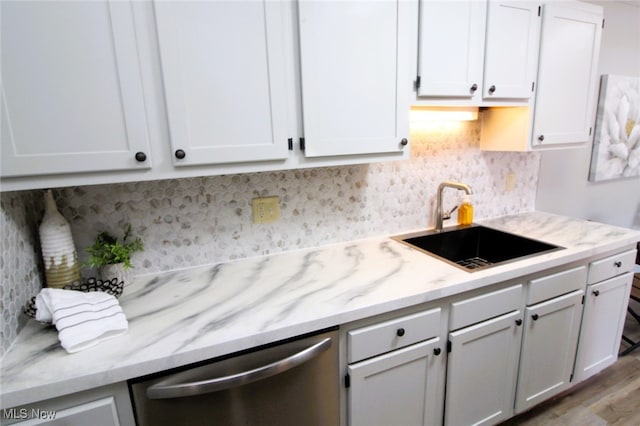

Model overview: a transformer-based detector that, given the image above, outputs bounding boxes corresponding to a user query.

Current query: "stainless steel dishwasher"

[129,328,339,426]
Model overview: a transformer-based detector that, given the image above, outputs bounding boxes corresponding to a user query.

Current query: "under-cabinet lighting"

[410,106,479,122]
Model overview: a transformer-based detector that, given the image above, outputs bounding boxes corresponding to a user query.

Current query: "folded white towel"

[35,288,128,353]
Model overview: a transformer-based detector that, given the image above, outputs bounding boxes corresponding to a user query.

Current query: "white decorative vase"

[39,190,82,288]
[99,263,131,287]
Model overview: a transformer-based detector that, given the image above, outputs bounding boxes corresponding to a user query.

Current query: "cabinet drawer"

[588,250,637,284]
[449,284,522,331]
[348,308,441,363]
[527,266,586,305]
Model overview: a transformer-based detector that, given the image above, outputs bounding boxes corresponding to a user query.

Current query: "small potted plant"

[85,223,143,286]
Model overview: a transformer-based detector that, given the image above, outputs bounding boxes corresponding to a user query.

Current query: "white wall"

[536,1,640,228]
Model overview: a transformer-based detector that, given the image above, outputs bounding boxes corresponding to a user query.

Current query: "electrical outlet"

[252,196,280,224]
[505,172,516,192]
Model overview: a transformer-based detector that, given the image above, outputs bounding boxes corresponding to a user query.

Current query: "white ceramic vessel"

[39,190,81,288]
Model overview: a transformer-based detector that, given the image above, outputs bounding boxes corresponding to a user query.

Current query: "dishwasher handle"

[146,336,332,399]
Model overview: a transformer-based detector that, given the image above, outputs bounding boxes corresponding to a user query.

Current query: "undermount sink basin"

[394,225,563,272]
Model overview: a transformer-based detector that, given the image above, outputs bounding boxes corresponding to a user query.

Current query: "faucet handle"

[443,205,458,220]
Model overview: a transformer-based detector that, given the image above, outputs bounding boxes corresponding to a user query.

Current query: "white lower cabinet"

[1,383,134,426]
[573,250,637,383]
[443,268,590,424]
[340,255,639,426]
[515,289,584,413]
[348,338,443,426]
[574,273,633,382]
[345,307,446,426]
[445,310,523,426]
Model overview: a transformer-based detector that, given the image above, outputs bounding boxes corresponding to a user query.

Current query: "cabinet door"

[574,273,633,383]
[531,3,602,146]
[298,0,412,157]
[515,289,583,413]
[1,1,151,177]
[445,310,522,426]
[348,338,444,426]
[417,0,487,100]
[483,1,540,99]
[154,1,290,166]
[6,397,120,426]
[2,383,134,426]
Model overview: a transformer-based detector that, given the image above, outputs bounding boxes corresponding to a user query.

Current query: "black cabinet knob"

[470,83,478,93]
[396,328,405,337]
[592,289,600,296]
[614,261,622,268]
[135,152,147,162]
[175,149,186,159]
[538,135,544,142]
[434,347,442,356]
[489,85,496,94]
[532,313,539,321]
[400,138,408,146]
[515,319,523,326]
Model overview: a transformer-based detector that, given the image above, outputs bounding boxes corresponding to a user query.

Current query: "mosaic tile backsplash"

[1,191,43,356]
[0,121,540,356]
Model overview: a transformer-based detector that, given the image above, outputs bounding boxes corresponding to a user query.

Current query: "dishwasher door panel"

[129,329,339,426]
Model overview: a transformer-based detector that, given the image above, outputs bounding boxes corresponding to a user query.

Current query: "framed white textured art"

[588,74,640,182]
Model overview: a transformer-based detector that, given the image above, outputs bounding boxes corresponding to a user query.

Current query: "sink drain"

[455,257,493,270]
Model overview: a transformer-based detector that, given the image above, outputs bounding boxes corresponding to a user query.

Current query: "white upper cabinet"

[417,0,487,101]
[154,1,290,166]
[483,1,541,100]
[417,0,540,104]
[480,1,603,151]
[1,0,414,191]
[531,2,603,147]
[1,0,151,178]
[297,0,412,158]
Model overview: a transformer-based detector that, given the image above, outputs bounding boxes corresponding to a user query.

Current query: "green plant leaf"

[84,224,143,269]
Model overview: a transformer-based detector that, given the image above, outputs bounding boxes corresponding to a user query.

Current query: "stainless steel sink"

[393,225,563,272]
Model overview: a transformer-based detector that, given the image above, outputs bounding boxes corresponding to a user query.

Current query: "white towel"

[35,288,128,353]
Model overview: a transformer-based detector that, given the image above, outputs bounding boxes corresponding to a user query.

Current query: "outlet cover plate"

[505,172,516,192]
[252,196,280,223]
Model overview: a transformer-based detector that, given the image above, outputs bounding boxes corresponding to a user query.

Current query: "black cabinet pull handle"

[538,135,544,142]
[592,289,600,296]
[531,313,539,321]
[135,152,147,162]
[470,83,478,93]
[175,149,186,159]
[515,319,523,326]
[433,347,441,356]
[489,85,496,94]
[400,138,408,146]
[614,261,622,267]
[396,328,405,337]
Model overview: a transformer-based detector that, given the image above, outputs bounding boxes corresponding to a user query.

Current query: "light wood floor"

[501,275,640,425]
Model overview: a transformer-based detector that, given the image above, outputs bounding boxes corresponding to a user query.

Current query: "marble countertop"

[1,212,639,408]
